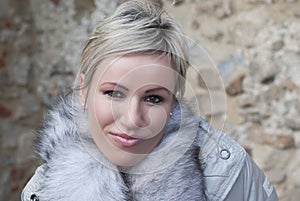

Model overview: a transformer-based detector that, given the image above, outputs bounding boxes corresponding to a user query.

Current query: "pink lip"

[110,133,143,147]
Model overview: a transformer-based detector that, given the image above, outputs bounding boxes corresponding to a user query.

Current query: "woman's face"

[81,54,177,167]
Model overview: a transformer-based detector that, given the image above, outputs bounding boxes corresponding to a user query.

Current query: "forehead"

[92,54,177,89]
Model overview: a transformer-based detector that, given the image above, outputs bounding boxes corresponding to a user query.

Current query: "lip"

[109,132,143,147]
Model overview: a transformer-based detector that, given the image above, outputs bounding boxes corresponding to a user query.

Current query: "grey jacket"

[21,97,278,201]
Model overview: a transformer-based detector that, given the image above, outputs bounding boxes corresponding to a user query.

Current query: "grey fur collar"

[36,94,206,200]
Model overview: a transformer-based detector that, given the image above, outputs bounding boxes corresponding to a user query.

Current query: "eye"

[144,95,164,104]
[104,90,125,99]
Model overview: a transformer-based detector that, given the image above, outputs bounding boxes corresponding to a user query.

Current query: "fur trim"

[36,94,206,200]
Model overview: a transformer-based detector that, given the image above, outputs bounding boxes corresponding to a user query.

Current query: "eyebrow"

[101,82,171,94]
[100,82,129,91]
[145,87,171,95]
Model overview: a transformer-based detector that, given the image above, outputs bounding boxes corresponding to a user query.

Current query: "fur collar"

[36,94,206,200]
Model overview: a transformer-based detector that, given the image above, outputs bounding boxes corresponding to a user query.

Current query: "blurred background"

[0,0,299,200]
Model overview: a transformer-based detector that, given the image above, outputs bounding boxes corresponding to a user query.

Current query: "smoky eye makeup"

[144,88,171,102]
[144,95,165,104]
[99,82,128,99]
[103,90,126,99]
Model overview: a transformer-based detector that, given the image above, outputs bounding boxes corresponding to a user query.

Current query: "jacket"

[21,96,278,201]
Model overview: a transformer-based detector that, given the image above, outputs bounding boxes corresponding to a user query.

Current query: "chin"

[108,152,148,168]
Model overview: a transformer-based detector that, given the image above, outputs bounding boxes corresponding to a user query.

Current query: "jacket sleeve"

[197,117,278,201]
[21,165,45,201]
[224,154,278,201]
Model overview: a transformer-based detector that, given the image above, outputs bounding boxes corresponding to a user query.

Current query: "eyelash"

[103,90,125,99]
[103,90,164,104]
[144,95,164,104]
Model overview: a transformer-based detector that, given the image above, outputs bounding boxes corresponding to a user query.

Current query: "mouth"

[109,132,143,147]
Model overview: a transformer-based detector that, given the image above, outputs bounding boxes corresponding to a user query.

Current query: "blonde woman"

[22,1,278,200]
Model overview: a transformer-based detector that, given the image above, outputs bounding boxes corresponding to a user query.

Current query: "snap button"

[30,194,39,201]
[220,149,231,160]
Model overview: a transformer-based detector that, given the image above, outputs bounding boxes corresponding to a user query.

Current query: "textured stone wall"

[0,0,299,200]
[166,1,300,200]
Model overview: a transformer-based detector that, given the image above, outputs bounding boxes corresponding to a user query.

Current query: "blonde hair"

[79,0,189,98]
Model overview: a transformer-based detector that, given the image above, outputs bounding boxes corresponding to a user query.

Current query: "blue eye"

[104,90,125,99]
[144,95,163,104]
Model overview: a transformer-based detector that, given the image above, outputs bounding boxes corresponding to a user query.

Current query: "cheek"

[88,95,115,131]
[145,105,170,137]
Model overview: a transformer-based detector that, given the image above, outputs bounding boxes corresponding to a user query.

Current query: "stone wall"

[165,1,300,200]
[0,0,299,200]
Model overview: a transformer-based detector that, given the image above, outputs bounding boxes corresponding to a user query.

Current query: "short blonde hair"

[79,0,189,98]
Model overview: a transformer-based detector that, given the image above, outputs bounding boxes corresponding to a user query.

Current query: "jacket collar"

[36,94,206,200]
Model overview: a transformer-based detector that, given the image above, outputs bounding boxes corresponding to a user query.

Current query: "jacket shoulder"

[197,118,247,200]
[224,155,278,201]
[197,118,278,201]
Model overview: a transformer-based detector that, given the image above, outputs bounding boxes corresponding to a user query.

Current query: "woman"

[22,1,278,200]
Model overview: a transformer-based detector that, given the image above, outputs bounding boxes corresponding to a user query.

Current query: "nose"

[120,97,149,129]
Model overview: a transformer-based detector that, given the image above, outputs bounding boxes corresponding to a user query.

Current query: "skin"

[80,54,177,167]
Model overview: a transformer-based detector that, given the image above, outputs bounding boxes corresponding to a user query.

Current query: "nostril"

[129,112,148,128]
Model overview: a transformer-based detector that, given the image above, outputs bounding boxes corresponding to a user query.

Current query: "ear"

[80,73,87,109]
